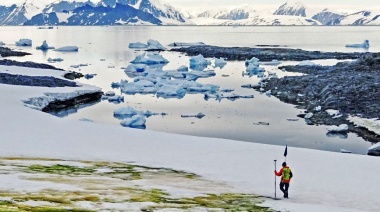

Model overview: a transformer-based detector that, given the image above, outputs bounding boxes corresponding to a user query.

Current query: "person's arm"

[275,168,283,176]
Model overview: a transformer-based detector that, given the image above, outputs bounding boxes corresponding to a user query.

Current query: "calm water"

[2,26,380,155]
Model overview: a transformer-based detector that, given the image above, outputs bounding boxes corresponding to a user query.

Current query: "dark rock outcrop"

[0,47,31,57]
[261,55,380,144]
[171,45,372,62]
[0,59,63,70]
[42,92,103,112]
[0,73,77,87]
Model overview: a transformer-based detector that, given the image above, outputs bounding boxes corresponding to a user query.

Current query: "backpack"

[282,167,292,181]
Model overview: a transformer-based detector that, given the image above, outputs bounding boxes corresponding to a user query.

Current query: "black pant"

[280,182,289,198]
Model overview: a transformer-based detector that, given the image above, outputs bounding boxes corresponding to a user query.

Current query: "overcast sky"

[165,0,380,10]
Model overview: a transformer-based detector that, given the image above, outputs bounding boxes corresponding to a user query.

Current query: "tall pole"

[274,159,277,198]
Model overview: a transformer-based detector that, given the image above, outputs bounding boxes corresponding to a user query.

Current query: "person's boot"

[284,191,288,198]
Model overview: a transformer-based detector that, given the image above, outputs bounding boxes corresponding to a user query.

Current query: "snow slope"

[0,64,380,212]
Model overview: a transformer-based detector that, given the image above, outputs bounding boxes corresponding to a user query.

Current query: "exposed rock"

[261,55,380,144]
[0,59,63,70]
[42,92,103,113]
[171,45,375,62]
[0,47,31,57]
[0,73,77,87]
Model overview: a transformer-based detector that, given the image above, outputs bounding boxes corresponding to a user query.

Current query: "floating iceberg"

[36,40,55,50]
[168,42,206,47]
[54,46,79,52]
[190,54,211,67]
[184,70,216,81]
[244,57,265,77]
[326,124,349,133]
[177,65,188,72]
[305,112,313,119]
[181,112,205,119]
[368,143,380,156]
[260,60,282,66]
[15,39,32,46]
[146,39,166,51]
[128,42,148,48]
[114,106,138,117]
[340,149,352,154]
[120,115,146,129]
[298,60,317,66]
[104,91,115,96]
[131,52,169,65]
[214,57,227,69]
[345,40,369,49]
[107,95,124,103]
[84,74,97,79]
[157,84,186,99]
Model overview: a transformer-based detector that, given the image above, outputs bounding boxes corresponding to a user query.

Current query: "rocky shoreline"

[171,45,376,61]
[174,45,380,154]
[1,56,103,113]
[259,55,380,148]
[0,47,31,57]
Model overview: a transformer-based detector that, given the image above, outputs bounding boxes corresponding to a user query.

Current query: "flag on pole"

[284,145,288,157]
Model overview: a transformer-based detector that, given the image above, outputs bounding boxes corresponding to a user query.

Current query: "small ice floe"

[79,118,94,122]
[184,70,216,81]
[305,112,314,119]
[47,58,63,63]
[260,60,282,66]
[222,74,229,77]
[105,91,115,96]
[253,122,269,125]
[54,46,79,52]
[84,74,96,79]
[244,57,265,77]
[213,57,227,69]
[287,118,299,121]
[345,40,369,49]
[168,42,206,47]
[36,40,55,50]
[298,60,317,66]
[219,93,254,101]
[190,54,211,67]
[327,124,349,133]
[120,115,146,129]
[146,39,166,51]
[315,106,322,112]
[128,42,148,49]
[326,109,342,118]
[15,39,32,46]
[156,84,186,99]
[177,65,188,72]
[107,95,124,103]
[131,52,169,64]
[181,112,205,119]
[340,149,352,154]
[265,90,271,97]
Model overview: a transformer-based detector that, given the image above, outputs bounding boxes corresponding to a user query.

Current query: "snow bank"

[2,64,380,212]
[348,116,380,136]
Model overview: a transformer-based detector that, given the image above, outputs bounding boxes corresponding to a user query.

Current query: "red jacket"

[275,166,293,183]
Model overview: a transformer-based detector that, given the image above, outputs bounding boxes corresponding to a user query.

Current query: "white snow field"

[0,64,380,212]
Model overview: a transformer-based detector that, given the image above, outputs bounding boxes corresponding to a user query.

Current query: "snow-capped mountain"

[0,0,379,26]
[327,10,380,25]
[273,1,307,17]
[273,1,344,25]
[311,9,344,25]
[0,0,189,26]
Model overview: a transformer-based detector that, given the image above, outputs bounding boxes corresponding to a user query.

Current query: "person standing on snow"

[275,162,293,198]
